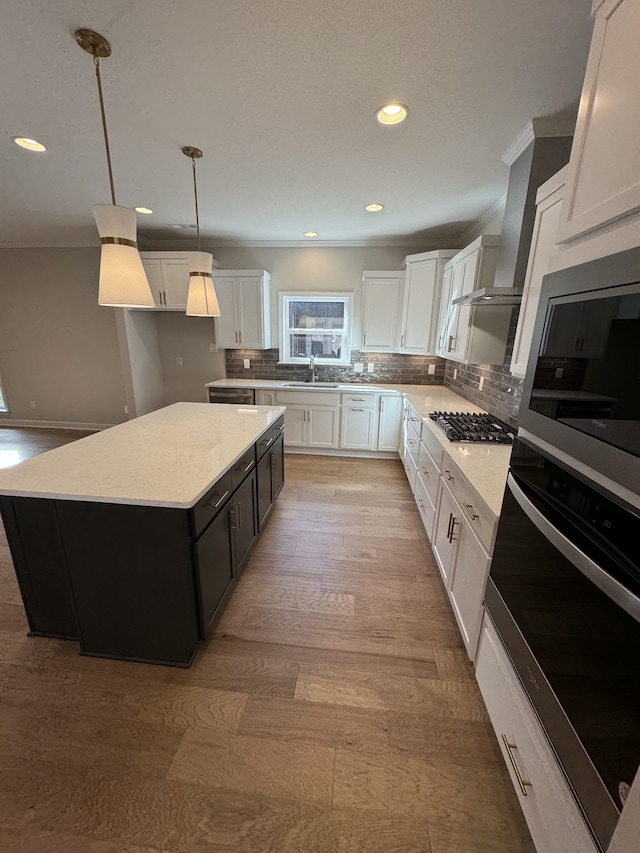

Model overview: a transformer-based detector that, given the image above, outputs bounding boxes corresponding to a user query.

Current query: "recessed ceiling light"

[365,203,384,212]
[375,104,409,125]
[12,136,47,152]
[303,231,318,238]
[134,206,153,214]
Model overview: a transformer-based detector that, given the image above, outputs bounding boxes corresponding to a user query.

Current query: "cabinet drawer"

[416,442,440,508]
[230,446,256,491]
[270,415,285,442]
[405,419,421,462]
[440,454,464,502]
[192,470,233,537]
[406,406,424,437]
[460,480,497,554]
[420,422,444,468]
[414,475,436,541]
[476,616,598,853]
[340,391,377,408]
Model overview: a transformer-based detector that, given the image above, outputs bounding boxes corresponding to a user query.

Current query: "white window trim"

[279,292,352,365]
[0,370,8,413]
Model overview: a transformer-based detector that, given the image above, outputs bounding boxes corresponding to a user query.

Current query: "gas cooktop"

[429,411,515,444]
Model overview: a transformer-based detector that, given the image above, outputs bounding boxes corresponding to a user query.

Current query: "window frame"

[278,292,352,365]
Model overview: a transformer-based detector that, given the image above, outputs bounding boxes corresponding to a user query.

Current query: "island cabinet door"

[271,434,285,501]
[194,505,234,639]
[231,470,258,574]
[257,450,273,530]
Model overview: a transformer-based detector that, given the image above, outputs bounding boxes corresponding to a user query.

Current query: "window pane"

[290,333,344,360]
[288,300,345,331]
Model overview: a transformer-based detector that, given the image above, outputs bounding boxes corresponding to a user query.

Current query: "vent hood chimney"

[454,118,574,306]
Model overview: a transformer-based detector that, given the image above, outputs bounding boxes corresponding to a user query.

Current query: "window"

[280,293,352,365]
[0,372,7,413]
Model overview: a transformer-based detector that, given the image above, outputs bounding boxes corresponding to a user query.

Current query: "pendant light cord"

[94,56,117,205]
[190,156,201,251]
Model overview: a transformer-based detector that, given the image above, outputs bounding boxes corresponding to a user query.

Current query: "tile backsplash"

[225,349,446,385]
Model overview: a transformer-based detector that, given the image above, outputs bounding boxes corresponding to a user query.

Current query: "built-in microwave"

[519,246,640,503]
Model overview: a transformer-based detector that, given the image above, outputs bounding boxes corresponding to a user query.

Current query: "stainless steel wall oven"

[486,247,640,852]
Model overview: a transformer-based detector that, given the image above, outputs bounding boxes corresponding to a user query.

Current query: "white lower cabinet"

[414,473,437,541]
[283,405,339,448]
[377,394,403,452]
[341,406,377,450]
[431,480,459,588]
[448,515,490,653]
[476,615,599,853]
[256,389,276,406]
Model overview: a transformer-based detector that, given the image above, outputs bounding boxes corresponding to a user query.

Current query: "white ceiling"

[1,0,593,249]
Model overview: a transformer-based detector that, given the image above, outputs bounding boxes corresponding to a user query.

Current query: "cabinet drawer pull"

[229,506,237,530]
[350,397,366,402]
[243,459,255,472]
[501,735,532,797]
[463,502,479,521]
[408,439,415,446]
[448,335,455,352]
[438,334,444,350]
[446,512,454,539]
[351,408,365,412]
[363,333,367,347]
[443,469,453,481]
[208,490,230,509]
[401,333,405,347]
[262,437,274,447]
[158,290,163,305]
[447,514,459,543]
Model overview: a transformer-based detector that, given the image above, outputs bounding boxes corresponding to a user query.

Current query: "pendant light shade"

[75,28,153,309]
[182,146,221,317]
[186,251,220,316]
[93,205,155,307]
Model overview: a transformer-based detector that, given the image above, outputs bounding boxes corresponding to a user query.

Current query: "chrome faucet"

[309,355,316,383]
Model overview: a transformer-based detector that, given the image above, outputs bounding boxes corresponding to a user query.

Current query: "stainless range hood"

[453,286,523,306]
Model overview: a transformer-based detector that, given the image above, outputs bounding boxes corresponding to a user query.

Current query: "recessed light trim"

[375,103,409,125]
[12,136,47,152]
[134,206,153,214]
[365,203,384,212]
[303,231,318,238]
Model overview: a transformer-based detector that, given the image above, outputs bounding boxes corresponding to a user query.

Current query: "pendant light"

[182,146,220,317]
[75,28,154,308]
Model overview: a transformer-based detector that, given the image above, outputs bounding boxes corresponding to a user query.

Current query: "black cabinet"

[256,418,285,531]
[231,470,258,574]
[194,504,234,639]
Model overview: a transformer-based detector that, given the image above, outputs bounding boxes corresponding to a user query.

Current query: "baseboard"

[0,417,114,431]
[284,446,400,460]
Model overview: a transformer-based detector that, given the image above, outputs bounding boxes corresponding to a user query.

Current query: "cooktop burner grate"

[429,411,515,443]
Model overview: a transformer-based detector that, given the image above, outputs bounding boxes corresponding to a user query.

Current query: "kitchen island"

[0,402,285,666]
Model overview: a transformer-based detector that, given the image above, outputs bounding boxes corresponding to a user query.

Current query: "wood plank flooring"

[0,429,535,852]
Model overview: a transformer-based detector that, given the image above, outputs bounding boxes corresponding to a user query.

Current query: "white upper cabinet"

[436,236,509,365]
[557,0,640,246]
[511,167,567,378]
[400,250,457,354]
[140,253,193,310]
[361,271,403,351]
[213,271,271,350]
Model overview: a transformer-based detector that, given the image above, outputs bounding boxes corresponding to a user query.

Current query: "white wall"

[0,248,128,426]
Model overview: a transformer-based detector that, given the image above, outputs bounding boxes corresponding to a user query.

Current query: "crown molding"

[458,194,507,247]
[501,117,576,166]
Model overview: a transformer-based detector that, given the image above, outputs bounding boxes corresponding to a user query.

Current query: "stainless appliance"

[486,247,640,852]
[208,387,255,405]
[520,245,640,497]
[485,437,640,852]
[429,411,515,443]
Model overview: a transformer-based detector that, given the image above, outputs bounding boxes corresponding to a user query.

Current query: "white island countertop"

[0,402,285,508]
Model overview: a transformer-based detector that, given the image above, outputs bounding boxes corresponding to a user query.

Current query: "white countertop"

[0,402,285,509]
[206,379,512,516]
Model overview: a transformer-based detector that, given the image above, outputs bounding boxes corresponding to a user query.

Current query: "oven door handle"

[507,472,640,624]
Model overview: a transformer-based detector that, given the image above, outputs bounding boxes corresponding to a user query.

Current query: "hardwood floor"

[0,429,535,852]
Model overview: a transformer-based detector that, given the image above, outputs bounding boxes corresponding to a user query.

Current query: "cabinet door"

[308,406,339,448]
[141,259,165,309]
[511,179,565,377]
[237,278,264,348]
[362,277,401,351]
[400,258,438,353]
[214,279,240,347]
[271,435,285,501]
[231,471,257,574]
[414,475,436,542]
[377,394,402,452]
[194,506,234,638]
[161,259,190,309]
[341,407,377,450]
[416,442,440,508]
[256,390,276,406]
[435,265,453,356]
[257,451,273,530]
[442,261,465,358]
[448,255,477,362]
[448,517,490,659]
[283,406,306,446]
[432,483,459,587]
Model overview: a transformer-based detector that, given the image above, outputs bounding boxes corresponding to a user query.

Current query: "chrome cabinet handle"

[438,334,444,349]
[351,408,365,412]
[363,333,367,347]
[443,469,453,481]
[501,735,532,797]
[208,490,229,509]
[421,466,429,476]
[229,506,237,530]
[447,515,459,543]
[446,512,454,540]
[158,290,163,305]
[448,335,455,352]
[401,333,405,347]
[262,437,274,448]
[463,502,479,521]
[243,459,255,472]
